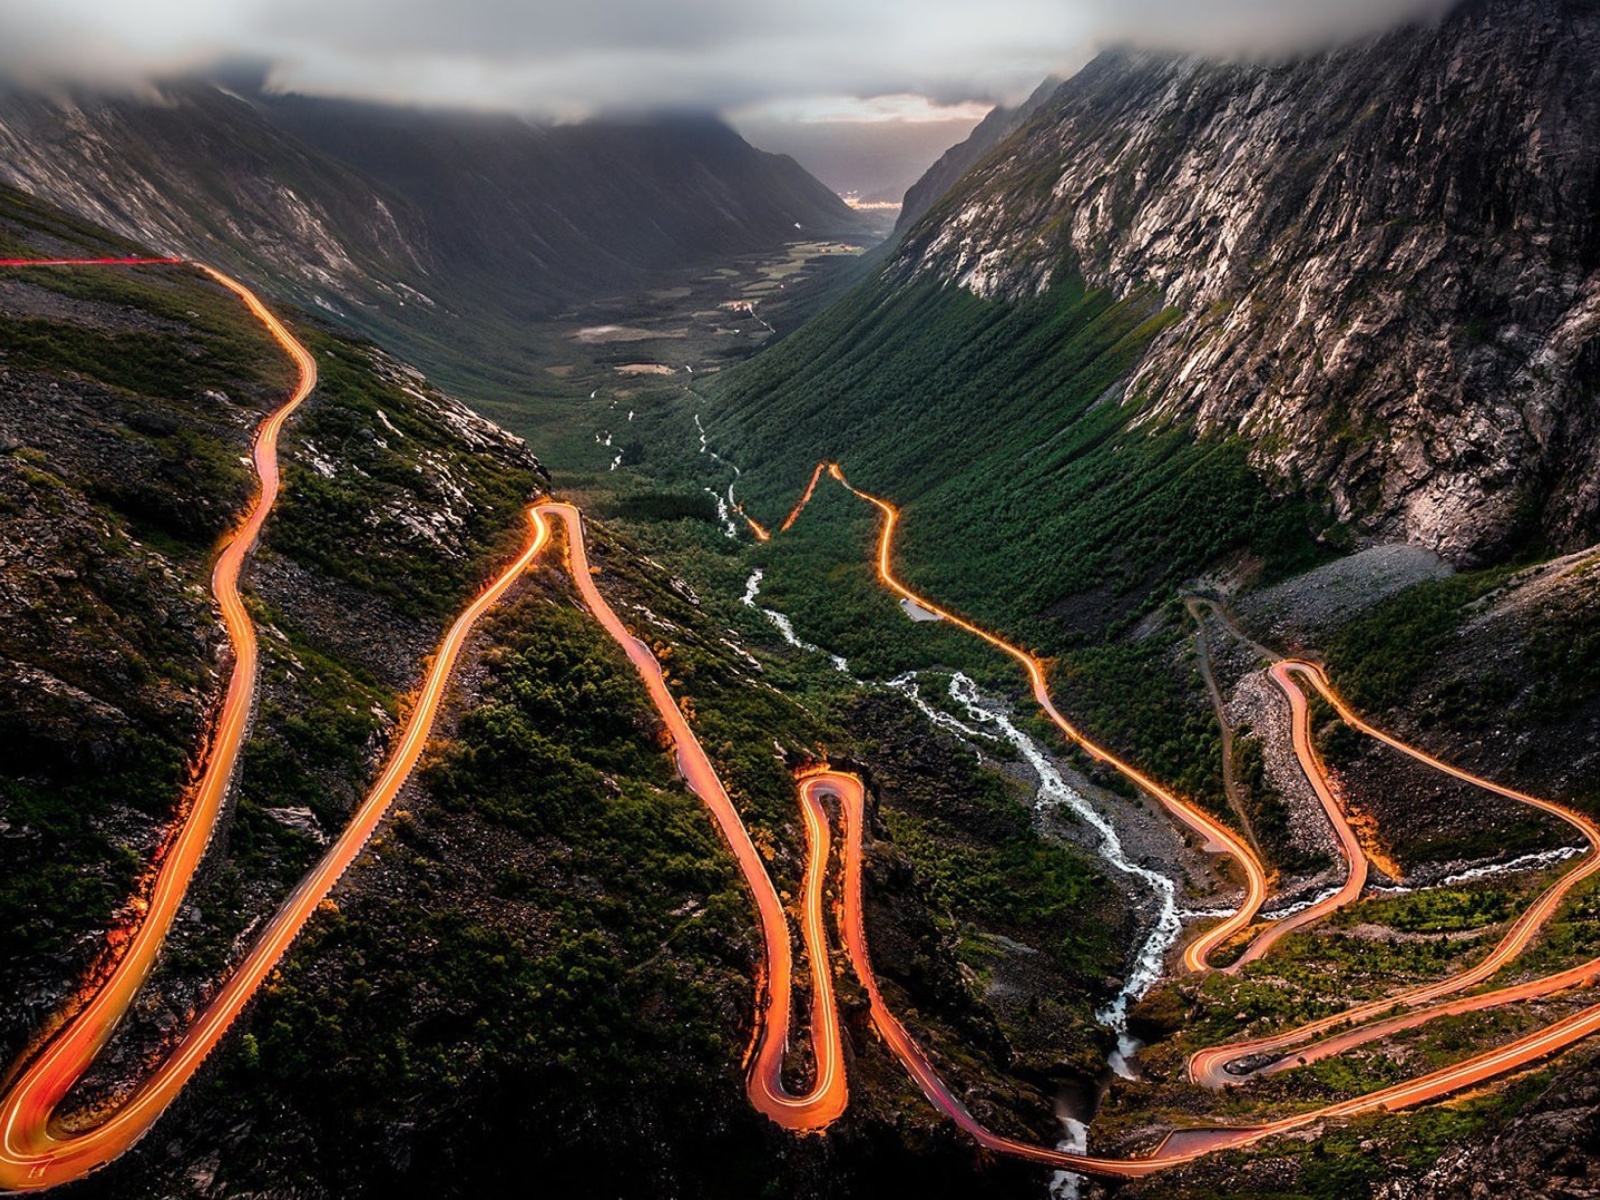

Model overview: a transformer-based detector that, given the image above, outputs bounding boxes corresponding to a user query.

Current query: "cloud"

[0,0,1459,113]
[742,95,997,127]
[1091,0,1459,56]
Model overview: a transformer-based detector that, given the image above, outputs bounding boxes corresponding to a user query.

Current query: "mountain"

[262,96,866,291]
[0,179,546,1071]
[894,76,1061,234]
[706,0,1600,645]
[892,0,1600,564]
[0,80,872,407]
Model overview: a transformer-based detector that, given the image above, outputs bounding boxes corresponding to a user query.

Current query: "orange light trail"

[0,258,181,268]
[0,257,317,1191]
[821,463,1266,971]
[1188,659,1600,1087]
[534,502,845,1130]
[780,462,827,533]
[1225,661,1370,971]
[804,764,1600,1179]
[0,259,550,1190]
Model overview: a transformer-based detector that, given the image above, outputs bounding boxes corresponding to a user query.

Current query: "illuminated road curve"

[530,503,846,1130]
[822,464,1268,972]
[1226,661,1371,971]
[798,768,1600,1179]
[1188,659,1600,1088]
[747,463,1600,1177]
[0,260,550,1191]
[0,257,316,1190]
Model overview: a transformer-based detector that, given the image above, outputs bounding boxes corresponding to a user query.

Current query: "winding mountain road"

[739,460,1600,1176]
[6,261,1600,1188]
[529,503,846,1130]
[0,259,550,1190]
[822,464,1268,971]
[1225,661,1370,970]
[1188,660,1600,1088]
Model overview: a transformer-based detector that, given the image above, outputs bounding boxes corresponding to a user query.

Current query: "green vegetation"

[696,268,1328,651]
[16,154,1593,1196]
[1524,597,1600,723]
[578,264,1330,865]
[0,719,172,973]
[750,479,1012,682]
[427,600,676,835]
[603,489,721,525]
[1337,887,1519,934]
[0,200,309,1061]
[863,694,1122,982]
[1172,1071,1556,1200]
[1322,568,1516,716]
[238,618,391,834]
[270,332,538,619]
[1309,698,1363,766]
[1173,925,1495,1049]
[1500,873,1600,976]
[1055,632,1228,817]
[0,181,554,1093]
[174,531,1123,1195]
[0,302,282,408]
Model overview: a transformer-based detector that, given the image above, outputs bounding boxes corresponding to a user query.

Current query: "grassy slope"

[703,270,1327,651]
[83,514,1124,1199]
[0,191,289,1055]
[621,266,1328,824]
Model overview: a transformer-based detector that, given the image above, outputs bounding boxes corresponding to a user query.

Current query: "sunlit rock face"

[895,0,1600,564]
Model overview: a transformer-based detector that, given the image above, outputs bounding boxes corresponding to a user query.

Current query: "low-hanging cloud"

[0,0,1459,113]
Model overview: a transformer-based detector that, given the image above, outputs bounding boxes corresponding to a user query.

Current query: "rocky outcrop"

[894,0,1600,564]
[1380,1066,1600,1198]
[0,84,424,310]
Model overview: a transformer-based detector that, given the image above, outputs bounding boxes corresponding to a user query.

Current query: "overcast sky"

[0,0,1456,198]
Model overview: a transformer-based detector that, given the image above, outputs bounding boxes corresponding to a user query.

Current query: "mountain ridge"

[889,0,1600,564]
[894,75,1062,235]
[0,78,873,418]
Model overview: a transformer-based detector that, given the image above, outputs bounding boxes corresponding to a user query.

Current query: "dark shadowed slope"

[0,81,873,418]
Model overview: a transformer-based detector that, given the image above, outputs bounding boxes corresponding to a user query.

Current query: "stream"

[740,569,1189,1194]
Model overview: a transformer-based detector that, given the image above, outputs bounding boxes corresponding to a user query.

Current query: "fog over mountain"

[0,0,1458,115]
[5,1,1600,1199]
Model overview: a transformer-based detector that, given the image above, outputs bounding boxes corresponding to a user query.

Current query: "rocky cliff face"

[896,0,1600,564]
[0,84,425,311]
